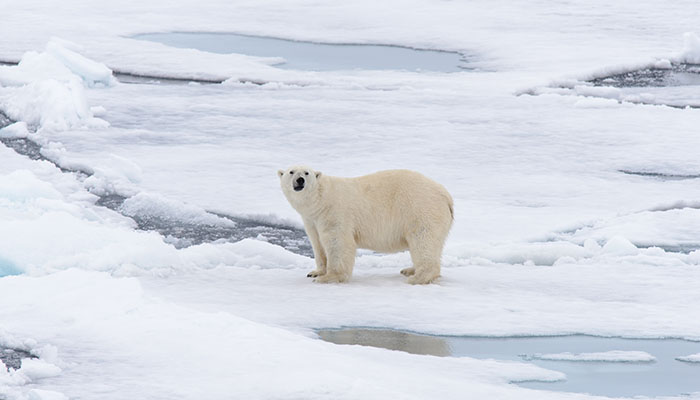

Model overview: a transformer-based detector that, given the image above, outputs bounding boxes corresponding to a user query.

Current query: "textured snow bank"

[45,38,114,87]
[679,32,700,64]
[120,192,236,227]
[0,122,30,139]
[0,331,64,399]
[0,39,110,132]
[530,351,655,362]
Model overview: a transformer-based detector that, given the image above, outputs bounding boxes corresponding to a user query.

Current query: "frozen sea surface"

[0,112,312,254]
[319,328,700,398]
[534,63,700,108]
[589,63,700,88]
[131,32,471,72]
[4,1,700,400]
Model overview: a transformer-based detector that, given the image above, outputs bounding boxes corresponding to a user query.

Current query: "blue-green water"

[318,328,700,397]
[131,32,470,72]
[0,257,20,277]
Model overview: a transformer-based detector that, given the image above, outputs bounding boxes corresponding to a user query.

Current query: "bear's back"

[352,169,452,225]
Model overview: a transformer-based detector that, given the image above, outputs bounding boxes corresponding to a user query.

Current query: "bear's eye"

[289,171,294,174]
[305,172,309,176]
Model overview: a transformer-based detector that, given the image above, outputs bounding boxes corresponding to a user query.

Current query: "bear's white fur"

[278,166,453,284]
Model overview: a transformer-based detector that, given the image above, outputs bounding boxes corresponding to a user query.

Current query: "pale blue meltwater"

[131,32,470,72]
[317,328,700,397]
[0,257,21,277]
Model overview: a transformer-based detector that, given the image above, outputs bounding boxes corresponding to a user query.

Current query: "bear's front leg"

[304,221,327,278]
[314,233,356,283]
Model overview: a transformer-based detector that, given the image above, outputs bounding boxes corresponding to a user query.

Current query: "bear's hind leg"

[406,232,444,284]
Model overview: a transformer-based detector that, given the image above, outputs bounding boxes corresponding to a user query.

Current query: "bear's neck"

[289,181,325,218]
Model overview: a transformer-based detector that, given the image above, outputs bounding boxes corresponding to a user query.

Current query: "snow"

[2,1,700,399]
[119,192,236,227]
[679,32,700,64]
[530,351,656,363]
[601,236,639,256]
[0,39,110,132]
[676,353,700,363]
[44,39,114,88]
[15,359,62,381]
[0,122,29,139]
[27,389,69,400]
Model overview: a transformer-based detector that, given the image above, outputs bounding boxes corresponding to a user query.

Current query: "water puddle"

[0,112,312,255]
[0,347,35,371]
[131,32,472,73]
[587,63,700,108]
[527,63,700,109]
[318,328,700,397]
[589,63,700,88]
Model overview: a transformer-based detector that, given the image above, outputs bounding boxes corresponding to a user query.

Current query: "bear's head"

[278,166,323,209]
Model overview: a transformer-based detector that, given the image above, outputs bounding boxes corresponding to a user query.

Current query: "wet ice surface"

[583,63,700,108]
[113,71,223,85]
[0,348,34,371]
[0,59,225,85]
[589,63,700,88]
[318,328,700,397]
[96,193,311,252]
[0,112,312,255]
[131,32,472,72]
[530,63,700,109]
[619,169,700,181]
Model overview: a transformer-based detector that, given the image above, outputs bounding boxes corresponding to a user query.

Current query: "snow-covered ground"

[677,354,700,363]
[2,1,700,399]
[529,351,656,363]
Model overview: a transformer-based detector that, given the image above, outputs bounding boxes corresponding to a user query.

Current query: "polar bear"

[278,166,453,284]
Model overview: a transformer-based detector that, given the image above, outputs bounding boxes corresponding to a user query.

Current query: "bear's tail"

[445,194,454,221]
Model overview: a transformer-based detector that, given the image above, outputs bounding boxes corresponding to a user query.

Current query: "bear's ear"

[315,171,322,178]
[277,169,284,178]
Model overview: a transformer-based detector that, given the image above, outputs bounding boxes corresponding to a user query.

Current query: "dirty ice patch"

[0,39,110,132]
[528,350,656,363]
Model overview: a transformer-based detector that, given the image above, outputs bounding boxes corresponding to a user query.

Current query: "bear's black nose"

[296,177,305,185]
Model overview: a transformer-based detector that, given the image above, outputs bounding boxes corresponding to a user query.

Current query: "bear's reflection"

[317,328,450,357]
